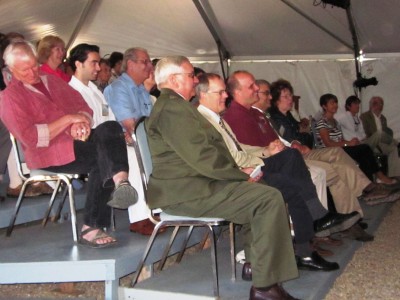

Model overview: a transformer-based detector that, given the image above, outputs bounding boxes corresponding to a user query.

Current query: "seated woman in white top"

[315,93,396,185]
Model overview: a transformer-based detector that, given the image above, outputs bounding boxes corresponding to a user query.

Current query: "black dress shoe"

[242,262,252,281]
[250,285,299,300]
[358,220,368,230]
[296,251,339,271]
[314,211,360,237]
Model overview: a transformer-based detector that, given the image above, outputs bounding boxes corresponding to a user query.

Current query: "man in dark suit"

[146,56,299,300]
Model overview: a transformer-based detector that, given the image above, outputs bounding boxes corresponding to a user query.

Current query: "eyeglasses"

[133,59,152,65]
[207,90,227,96]
[258,91,270,96]
[173,72,195,78]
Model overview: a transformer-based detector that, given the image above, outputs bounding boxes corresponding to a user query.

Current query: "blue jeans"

[44,121,129,228]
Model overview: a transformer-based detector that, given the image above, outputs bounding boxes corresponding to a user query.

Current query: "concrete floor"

[0,181,392,300]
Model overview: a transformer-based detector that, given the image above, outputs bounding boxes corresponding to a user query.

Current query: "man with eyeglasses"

[104,47,157,235]
[146,56,300,300]
[196,73,361,270]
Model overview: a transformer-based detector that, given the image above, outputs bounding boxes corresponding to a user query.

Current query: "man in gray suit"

[146,56,299,300]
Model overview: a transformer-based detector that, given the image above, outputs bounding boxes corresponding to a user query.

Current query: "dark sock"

[295,242,313,257]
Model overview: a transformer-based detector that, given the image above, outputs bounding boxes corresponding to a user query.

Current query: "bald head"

[226,70,259,109]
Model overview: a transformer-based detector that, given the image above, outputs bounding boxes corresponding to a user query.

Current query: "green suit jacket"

[145,88,249,209]
[360,110,393,141]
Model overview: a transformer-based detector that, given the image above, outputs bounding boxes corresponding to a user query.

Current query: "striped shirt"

[315,116,343,148]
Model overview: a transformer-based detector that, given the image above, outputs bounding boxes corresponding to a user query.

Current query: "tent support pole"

[193,0,231,79]
[65,0,97,52]
[346,4,361,77]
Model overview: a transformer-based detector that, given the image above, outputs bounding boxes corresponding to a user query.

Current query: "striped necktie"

[219,119,243,151]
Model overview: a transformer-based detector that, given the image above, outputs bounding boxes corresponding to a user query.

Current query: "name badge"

[102,104,109,117]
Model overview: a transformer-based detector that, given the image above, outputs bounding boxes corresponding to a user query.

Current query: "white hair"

[369,96,384,109]
[154,56,190,87]
[3,40,37,68]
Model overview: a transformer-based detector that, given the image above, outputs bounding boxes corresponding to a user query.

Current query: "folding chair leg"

[208,225,219,298]
[131,222,165,286]
[198,230,210,251]
[157,225,180,271]
[67,183,78,243]
[42,180,63,226]
[52,182,69,222]
[6,182,30,237]
[175,225,194,263]
[230,222,236,281]
[110,208,116,231]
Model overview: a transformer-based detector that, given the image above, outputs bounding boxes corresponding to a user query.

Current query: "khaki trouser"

[304,147,371,216]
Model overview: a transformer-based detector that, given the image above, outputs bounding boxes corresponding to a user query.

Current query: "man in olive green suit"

[145,56,299,300]
[360,96,400,177]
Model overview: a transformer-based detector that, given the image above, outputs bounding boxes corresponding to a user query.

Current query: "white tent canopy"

[1,0,400,137]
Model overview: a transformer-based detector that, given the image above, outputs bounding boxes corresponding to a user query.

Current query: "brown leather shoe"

[129,218,166,235]
[242,262,252,281]
[311,243,334,257]
[7,184,42,198]
[250,285,299,300]
[312,236,343,247]
[33,182,54,195]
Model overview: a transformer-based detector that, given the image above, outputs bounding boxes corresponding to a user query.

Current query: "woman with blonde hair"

[37,35,70,82]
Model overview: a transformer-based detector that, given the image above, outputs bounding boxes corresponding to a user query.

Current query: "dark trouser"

[44,121,129,228]
[262,148,320,245]
[0,120,11,174]
[342,144,379,181]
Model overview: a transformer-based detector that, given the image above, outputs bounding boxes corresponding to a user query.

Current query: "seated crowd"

[1,33,400,300]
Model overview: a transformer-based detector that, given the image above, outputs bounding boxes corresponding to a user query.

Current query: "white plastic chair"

[6,134,80,242]
[130,118,236,297]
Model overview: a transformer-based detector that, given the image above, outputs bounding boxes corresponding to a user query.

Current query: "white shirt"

[198,105,265,168]
[336,111,366,141]
[373,112,383,133]
[69,76,115,127]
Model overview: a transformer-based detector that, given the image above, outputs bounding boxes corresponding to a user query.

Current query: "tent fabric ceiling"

[1,0,400,60]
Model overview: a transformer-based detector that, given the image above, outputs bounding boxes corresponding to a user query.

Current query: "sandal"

[78,227,117,248]
[107,179,138,209]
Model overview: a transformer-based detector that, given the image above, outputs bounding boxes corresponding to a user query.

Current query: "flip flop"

[78,227,117,249]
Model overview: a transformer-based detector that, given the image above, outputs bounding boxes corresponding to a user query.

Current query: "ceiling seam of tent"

[65,0,97,53]
[281,0,353,51]
[192,0,230,78]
